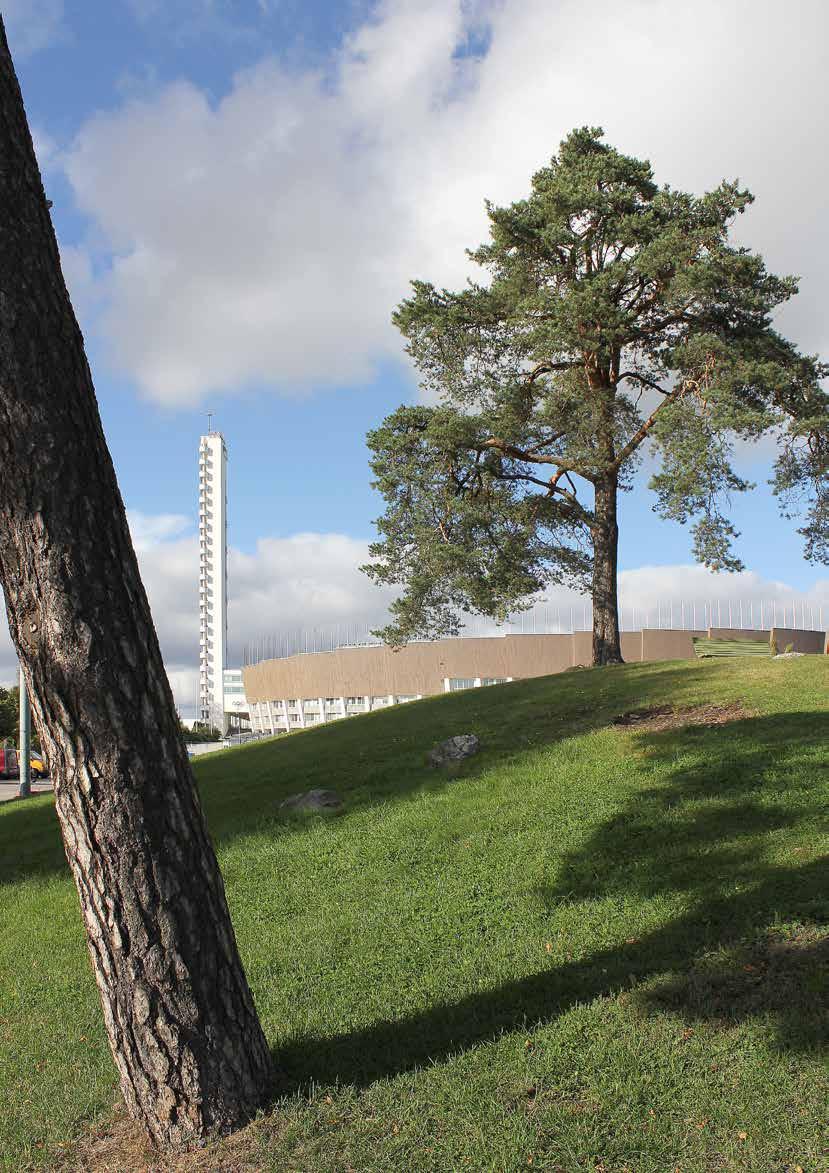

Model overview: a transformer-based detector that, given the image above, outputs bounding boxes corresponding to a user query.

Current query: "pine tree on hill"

[364,128,829,664]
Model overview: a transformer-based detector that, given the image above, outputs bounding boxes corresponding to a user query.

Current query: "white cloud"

[31,126,58,172]
[127,509,191,552]
[56,239,101,324]
[230,531,395,636]
[3,0,64,58]
[59,0,829,406]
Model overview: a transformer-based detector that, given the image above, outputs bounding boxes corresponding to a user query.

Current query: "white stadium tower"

[198,429,228,730]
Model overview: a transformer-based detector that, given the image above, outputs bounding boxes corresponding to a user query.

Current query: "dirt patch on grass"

[638,923,829,1046]
[52,1104,270,1173]
[612,701,751,733]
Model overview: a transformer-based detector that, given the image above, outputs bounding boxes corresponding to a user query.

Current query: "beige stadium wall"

[641,629,705,662]
[242,625,826,704]
[570,631,592,666]
[620,631,644,662]
[769,628,826,655]
[243,633,574,702]
[706,627,825,654]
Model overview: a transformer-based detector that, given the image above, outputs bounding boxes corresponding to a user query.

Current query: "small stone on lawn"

[279,788,343,813]
[428,734,480,768]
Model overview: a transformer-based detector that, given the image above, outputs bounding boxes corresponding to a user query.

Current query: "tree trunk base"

[592,633,625,666]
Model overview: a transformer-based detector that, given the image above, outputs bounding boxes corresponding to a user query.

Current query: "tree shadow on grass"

[271,711,828,1092]
[549,711,826,905]
[271,858,828,1095]
[33,858,827,1171]
[640,924,829,1053]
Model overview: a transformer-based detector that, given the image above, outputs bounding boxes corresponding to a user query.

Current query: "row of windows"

[262,696,381,704]
[251,696,410,714]
[251,684,510,716]
[249,682,510,731]
[448,677,509,691]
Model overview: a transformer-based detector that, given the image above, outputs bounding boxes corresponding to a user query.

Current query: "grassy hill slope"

[0,657,827,1171]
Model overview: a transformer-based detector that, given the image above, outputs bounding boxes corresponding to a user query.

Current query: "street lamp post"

[18,663,30,798]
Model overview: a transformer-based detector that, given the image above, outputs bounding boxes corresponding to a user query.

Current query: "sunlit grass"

[0,657,827,1170]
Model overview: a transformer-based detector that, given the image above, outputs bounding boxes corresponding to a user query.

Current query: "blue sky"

[3,0,828,701]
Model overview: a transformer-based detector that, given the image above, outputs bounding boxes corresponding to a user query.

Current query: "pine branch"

[612,386,683,469]
[617,371,669,396]
[480,437,591,479]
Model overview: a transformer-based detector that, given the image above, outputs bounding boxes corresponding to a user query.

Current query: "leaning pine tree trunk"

[0,20,272,1148]
[591,473,624,665]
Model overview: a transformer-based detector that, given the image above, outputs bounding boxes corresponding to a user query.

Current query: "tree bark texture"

[0,21,273,1148]
[591,475,624,665]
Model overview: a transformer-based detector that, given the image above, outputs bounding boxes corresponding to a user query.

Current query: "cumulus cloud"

[128,509,191,551]
[3,0,64,59]
[59,0,829,405]
[62,1,473,403]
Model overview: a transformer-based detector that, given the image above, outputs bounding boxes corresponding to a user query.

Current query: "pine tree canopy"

[363,127,828,658]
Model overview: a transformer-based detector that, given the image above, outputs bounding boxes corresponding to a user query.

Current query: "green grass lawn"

[1,657,827,1171]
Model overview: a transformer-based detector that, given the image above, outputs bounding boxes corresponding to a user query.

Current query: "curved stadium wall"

[241,626,825,736]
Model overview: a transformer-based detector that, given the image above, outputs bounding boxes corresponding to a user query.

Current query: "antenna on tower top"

[207,410,214,434]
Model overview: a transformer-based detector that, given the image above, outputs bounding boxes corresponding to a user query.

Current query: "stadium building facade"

[241,624,825,736]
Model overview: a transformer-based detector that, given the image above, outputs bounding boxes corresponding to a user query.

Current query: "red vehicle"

[0,747,19,778]
[0,748,48,780]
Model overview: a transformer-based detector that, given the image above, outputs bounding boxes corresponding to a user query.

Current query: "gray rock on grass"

[428,734,480,768]
[279,787,343,813]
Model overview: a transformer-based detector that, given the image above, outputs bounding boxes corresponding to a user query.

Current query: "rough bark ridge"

[0,21,273,1148]
[591,475,623,665]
